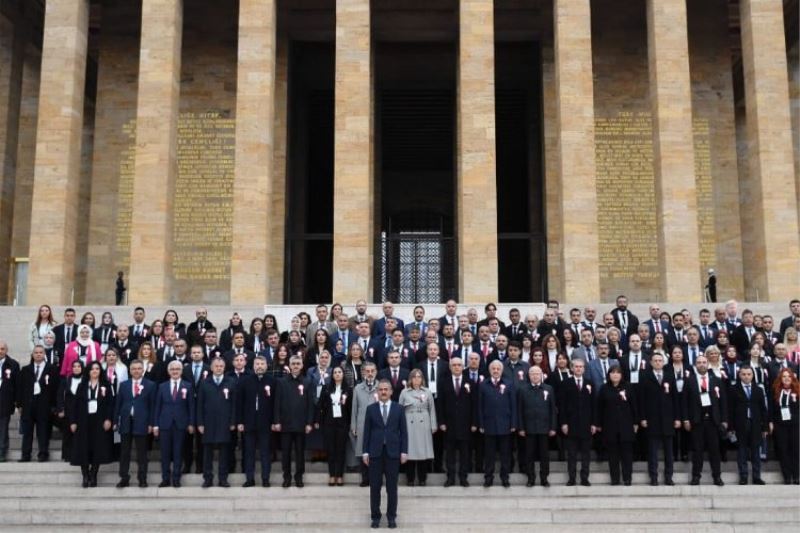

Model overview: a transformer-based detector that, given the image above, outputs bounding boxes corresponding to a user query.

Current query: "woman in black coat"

[56,360,84,463]
[68,361,114,487]
[595,366,639,485]
[315,366,352,486]
[771,368,800,484]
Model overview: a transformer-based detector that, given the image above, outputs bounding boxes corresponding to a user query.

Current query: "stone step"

[2,527,799,533]
[0,471,786,485]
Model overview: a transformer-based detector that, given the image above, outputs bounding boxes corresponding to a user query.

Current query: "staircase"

[1,416,798,531]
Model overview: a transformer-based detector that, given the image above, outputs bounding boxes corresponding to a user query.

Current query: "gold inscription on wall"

[173,112,235,280]
[595,111,660,294]
[115,112,235,282]
[693,117,716,273]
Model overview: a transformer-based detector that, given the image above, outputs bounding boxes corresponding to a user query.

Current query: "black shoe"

[18,457,31,463]
[38,456,49,463]
[0,456,6,463]
[502,479,510,488]
[282,479,291,488]
[295,480,304,488]
[739,478,748,485]
[243,480,255,487]
[418,480,426,487]
[172,480,181,488]
[195,467,203,474]
[82,477,89,488]
[580,480,591,487]
[460,479,469,487]
[139,480,148,488]
[406,479,415,487]
[388,520,397,529]
[650,479,658,486]
[116,479,129,488]
[713,478,724,487]
[664,479,674,486]
[202,480,212,488]
[623,480,631,486]
[181,465,191,474]
[610,480,620,486]
[541,478,550,487]
[444,479,455,487]
[360,479,370,487]
[483,479,493,488]
[526,479,535,487]
[159,480,171,488]
[566,479,576,486]
[752,478,765,485]
[219,480,230,488]
[262,480,271,488]
[370,521,380,529]
[690,477,700,485]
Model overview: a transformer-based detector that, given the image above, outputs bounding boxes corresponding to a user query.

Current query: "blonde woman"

[398,368,437,486]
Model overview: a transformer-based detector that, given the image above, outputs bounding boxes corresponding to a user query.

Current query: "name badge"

[333,403,342,418]
[781,407,792,421]
[676,380,684,393]
[33,382,41,396]
[88,400,98,414]
[630,372,639,384]
[429,380,437,395]
[700,392,711,407]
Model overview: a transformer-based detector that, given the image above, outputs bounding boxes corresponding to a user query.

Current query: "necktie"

[632,355,639,371]
[656,372,662,385]
[512,325,518,337]
[455,377,460,394]
[430,362,436,382]
[701,374,708,392]
[576,379,582,390]
[703,326,709,339]
[471,371,477,382]
[482,343,488,356]
[361,339,368,352]
[690,348,696,365]
[447,342,453,355]
[655,321,661,333]
[392,369,398,385]
[382,403,388,424]
[215,377,221,386]
[35,364,41,381]
[602,359,608,376]
[587,347,594,361]
[194,364,200,383]
[745,385,751,399]
[172,381,178,400]
[134,381,140,396]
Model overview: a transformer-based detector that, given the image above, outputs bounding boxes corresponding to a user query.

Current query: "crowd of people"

[0,297,798,494]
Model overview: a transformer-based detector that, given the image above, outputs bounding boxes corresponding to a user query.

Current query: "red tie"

[482,343,488,357]
[172,382,178,400]
[392,369,398,385]
[134,381,140,397]
[655,322,661,333]
[576,379,582,391]
[701,375,708,393]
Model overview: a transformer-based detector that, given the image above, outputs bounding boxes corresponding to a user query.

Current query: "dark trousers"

[227,429,241,472]
[20,414,51,459]
[61,420,74,462]
[119,432,148,482]
[323,424,347,477]
[184,428,203,472]
[445,436,470,481]
[406,459,427,483]
[280,432,306,481]
[690,419,722,479]
[525,433,550,480]
[0,415,9,458]
[244,428,272,482]
[674,427,690,460]
[606,438,633,484]
[484,434,511,481]
[647,434,675,481]
[203,442,230,482]
[159,427,185,482]
[736,436,761,480]
[432,431,444,472]
[774,424,800,481]
[511,433,526,472]
[368,448,400,521]
[566,436,592,482]
[470,431,484,472]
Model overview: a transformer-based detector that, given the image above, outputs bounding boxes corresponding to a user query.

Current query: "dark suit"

[154,379,195,483]
[612,308,640,339]
[779,315,799,338]
[377,367,409,401]
[644,319,672,341]
[372,317,405,338]
[595,384,638,484]
[0,356,20,459]
[182,361,209,472]
[16,362,58,460]
[52,323,78,355]
[236,373,276,483]
[363,401,408,523]
[197,375,237,483]
[478,378,517,483]
[222,348,256,372]
[731,325,757,358]
[772,388,799,482]
[728,382,768,481]
[558,377,595,483]
[517,382,557,482]
[437,374,477,482]
[114,378,156,483]
[110,340,137,366]
[682,373,728,481]
[274,373,315,482]
[639,369,680,482]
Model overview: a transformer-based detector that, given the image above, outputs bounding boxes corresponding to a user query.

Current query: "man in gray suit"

[586,343,619,390]
[517,366,557,487]
[571,329,597,362]
[351,362,379,486]
[306,304,337,342]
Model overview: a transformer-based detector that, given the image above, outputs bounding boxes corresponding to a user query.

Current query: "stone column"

[230,0,277,303]
[738,0,800,299]
[458,0,498,302]
[27,0,89,305]
[553,0,600,301]
[333,0,373,303]
[270,35,289,304]
[646,0,702,301]
[128,0,183,305]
